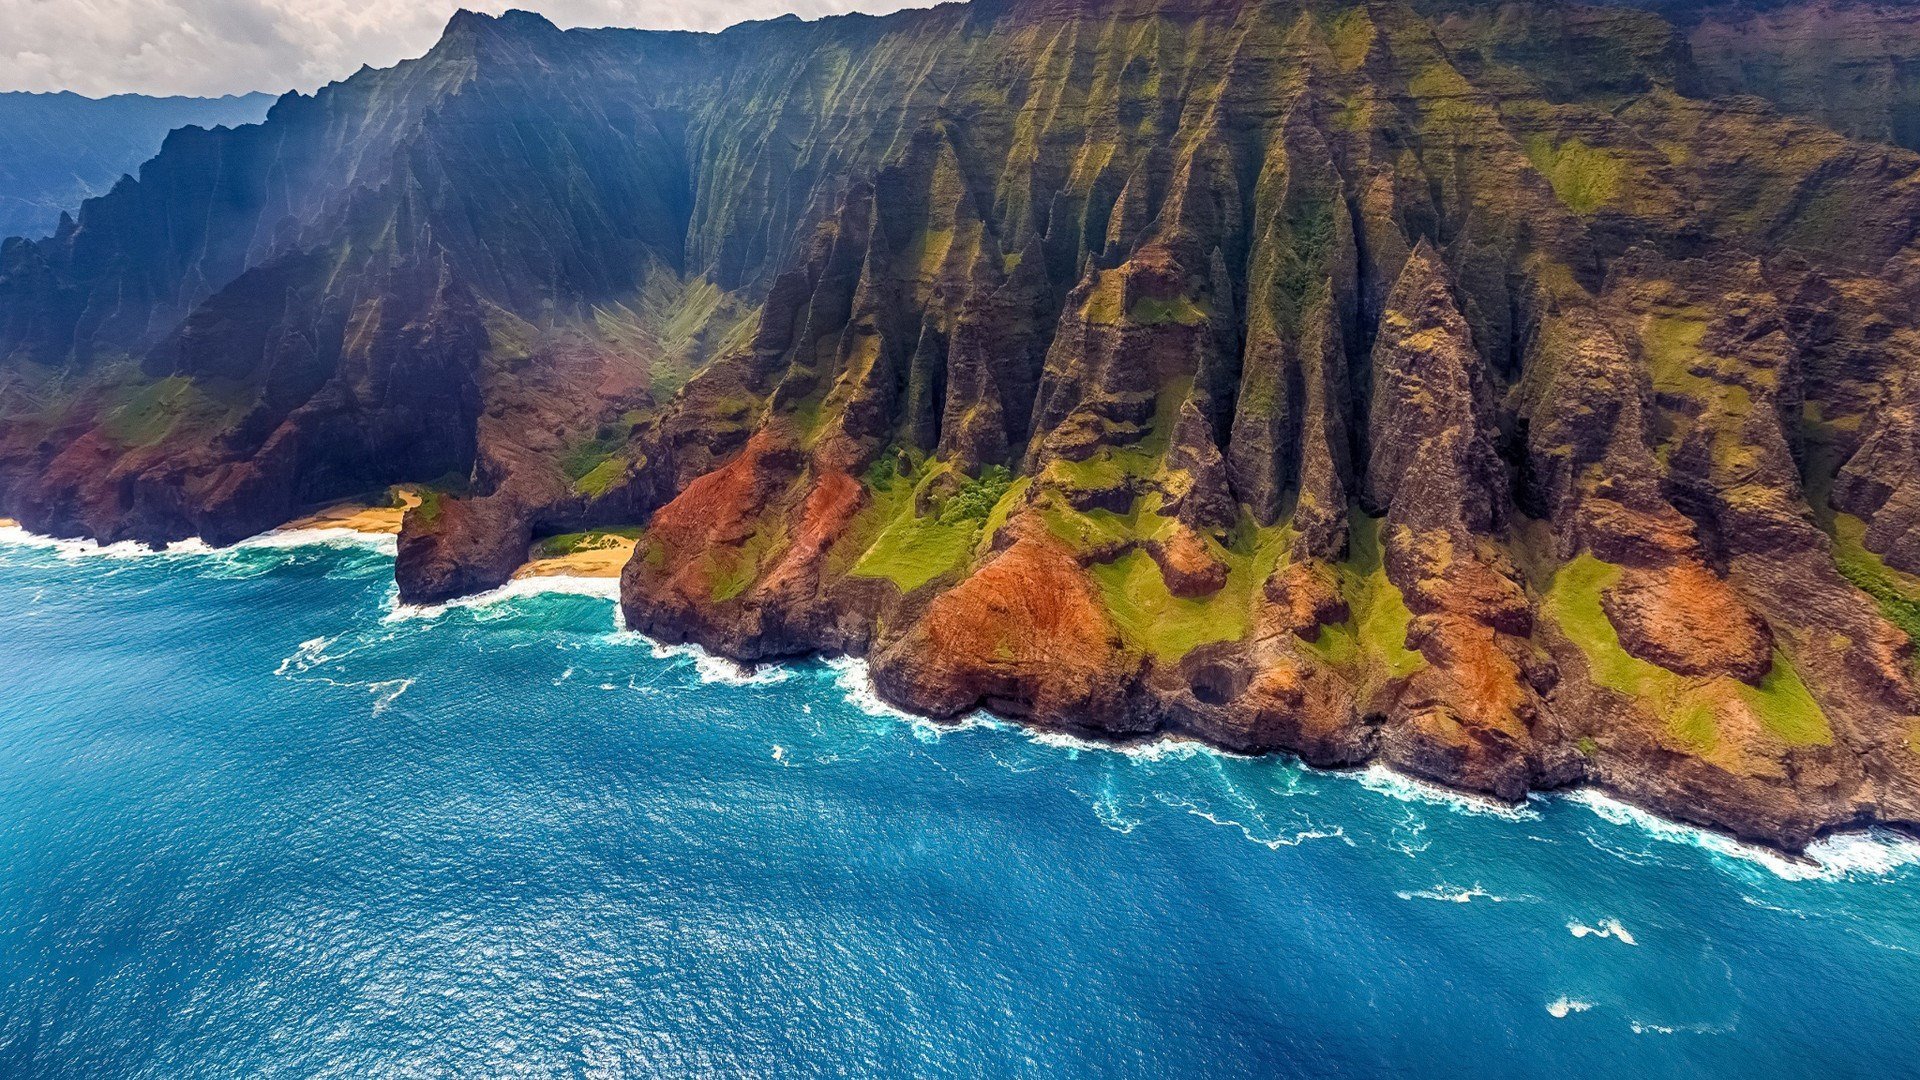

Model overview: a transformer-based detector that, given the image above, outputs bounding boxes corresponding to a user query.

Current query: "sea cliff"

[6,0,1920,850]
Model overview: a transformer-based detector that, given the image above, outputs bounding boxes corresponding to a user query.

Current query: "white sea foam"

[1019,728,1222,762]
[14,516,1920,886]
[1349,764,1539,821]
[0,525,212,560]
[1628,1018,1734,1036]
[0,521,396,560]
[369,678,413,715]
[1568,919,1638,946]
[1396,884,1512,904]
[1174,804,1346,850]
[387,573,622,621]
[640,639,789,686]
[239,527,397,554]
[275,635,341,677]
[819,654,918,720]
[1546,997,1593,1019]
[1562,789,1920,882]
[1801,830,1920,878]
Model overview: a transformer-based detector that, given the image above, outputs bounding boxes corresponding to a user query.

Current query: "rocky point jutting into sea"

[5,0,1920,852]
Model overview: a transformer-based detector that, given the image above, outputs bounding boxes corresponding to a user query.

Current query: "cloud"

[0,0,928,98]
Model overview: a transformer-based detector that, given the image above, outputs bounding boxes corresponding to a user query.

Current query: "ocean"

[0,528,1916,1077]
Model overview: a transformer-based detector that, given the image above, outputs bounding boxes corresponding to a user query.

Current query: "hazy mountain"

[0,90,276,240]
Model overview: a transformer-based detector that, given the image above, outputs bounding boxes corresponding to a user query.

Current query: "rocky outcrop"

[8,0,1920,850]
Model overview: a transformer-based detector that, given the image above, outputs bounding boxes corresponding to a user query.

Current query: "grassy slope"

[1542,554,1831,751]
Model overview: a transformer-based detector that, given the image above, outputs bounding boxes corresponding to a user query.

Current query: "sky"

[0,0,928,98]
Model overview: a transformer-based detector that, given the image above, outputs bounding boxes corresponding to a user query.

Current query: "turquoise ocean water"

[0,528,1917,1077]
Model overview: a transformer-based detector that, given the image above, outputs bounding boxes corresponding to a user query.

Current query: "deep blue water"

[0,530,1917,1078]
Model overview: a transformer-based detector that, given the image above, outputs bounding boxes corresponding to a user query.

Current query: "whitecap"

[1174,804,1346,850]
[1801,830,1920,878]
[1396,884,1513,904]
[275,635,341,677]
[1,520,397,568]
[1628,1018,1734,1036]
[908,713,996,743]
[369,678,413,715]
[1567,919,1638,946]
[1090,793,1144,835]
[1546,997,1593,1019]
[3,530,202,560]
[1020,728,1221,762]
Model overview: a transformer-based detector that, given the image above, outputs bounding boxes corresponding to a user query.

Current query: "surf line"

[6,518,1917,882]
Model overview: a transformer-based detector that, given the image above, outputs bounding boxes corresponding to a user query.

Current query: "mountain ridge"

[0,89,276,242]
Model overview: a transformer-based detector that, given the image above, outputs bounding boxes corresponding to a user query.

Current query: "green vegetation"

[1091,548,1240,657]
[702,523,782,603]
[97,377,235,448]
[1523,135,1625,215]
[1325,8,1374,71]
[1128,295,1208,327]
[849,460,1018,593]
[1301,514,1425,681]
[1082,272,1125,324]
[533,527,643,559]
[938,465,1014,525]
[1543,554,1832,750]
[851,515,979,592]
[413,489,446,528]
[573,457,627,497]
[561,430,628,496]
[1038,499,1143,555]
[1738,653,1832,746]
[593,270,754,402]
[1084,513,1289,661]
[1272,201,1338,334]
[905,227,957,278]
[1641,313,1712,395]
[1831,513,1920,647]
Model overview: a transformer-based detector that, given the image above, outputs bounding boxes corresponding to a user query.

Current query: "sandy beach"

[514,533,637,580]
[281,489,422,535]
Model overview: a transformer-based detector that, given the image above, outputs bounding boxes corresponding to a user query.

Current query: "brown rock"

[1600,563,1774,682]
[1146,524,1229,598]
[870,537,1143,731]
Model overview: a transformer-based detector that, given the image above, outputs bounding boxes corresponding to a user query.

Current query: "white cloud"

[0,0,928,98]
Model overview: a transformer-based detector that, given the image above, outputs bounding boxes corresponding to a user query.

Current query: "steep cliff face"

[7,0,1920,849]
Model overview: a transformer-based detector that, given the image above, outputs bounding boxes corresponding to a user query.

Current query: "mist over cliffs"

[6,0,1920,850]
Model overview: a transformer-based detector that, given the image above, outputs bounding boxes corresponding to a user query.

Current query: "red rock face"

[873,537,1142,730]
[1601,564,1773,683]
[9,0,1920,849]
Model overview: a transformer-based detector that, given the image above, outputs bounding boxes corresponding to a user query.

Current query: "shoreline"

[278,495,638,581]
[279,488,420,535]
[3,516,1917,879]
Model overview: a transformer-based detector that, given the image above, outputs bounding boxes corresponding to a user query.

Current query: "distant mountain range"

[7,1,1920,852]
[0,90,276,240]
